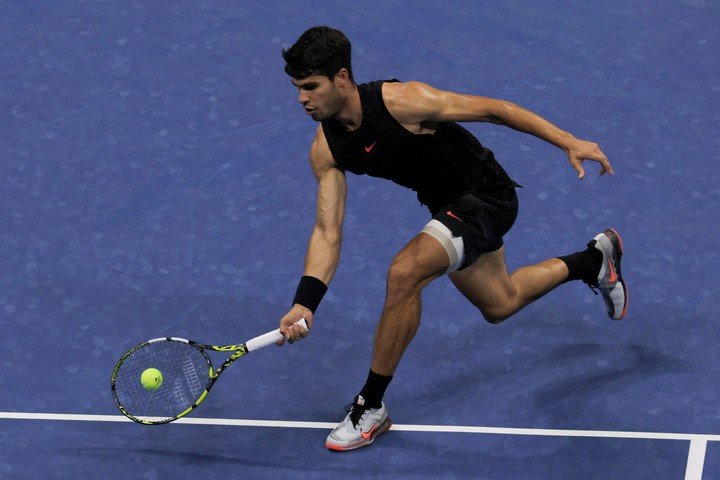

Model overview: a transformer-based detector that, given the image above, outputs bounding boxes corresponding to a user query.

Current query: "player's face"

[291,75,343,121]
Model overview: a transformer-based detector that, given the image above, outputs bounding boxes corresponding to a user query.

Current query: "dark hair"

[283,26,354,82]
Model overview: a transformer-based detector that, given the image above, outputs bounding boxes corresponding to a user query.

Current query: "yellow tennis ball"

[140,368,163,391]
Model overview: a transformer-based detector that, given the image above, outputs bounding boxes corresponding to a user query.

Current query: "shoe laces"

[345,397,370,429]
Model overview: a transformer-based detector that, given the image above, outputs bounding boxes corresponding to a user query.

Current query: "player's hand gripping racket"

[111,319,308,425]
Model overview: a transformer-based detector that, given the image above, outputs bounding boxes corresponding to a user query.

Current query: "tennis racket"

[111,318,308,425]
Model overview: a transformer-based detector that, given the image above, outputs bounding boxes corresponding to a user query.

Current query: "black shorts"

[432,187,519,270]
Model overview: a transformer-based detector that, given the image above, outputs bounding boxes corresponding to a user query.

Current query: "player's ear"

[335,68,350,87]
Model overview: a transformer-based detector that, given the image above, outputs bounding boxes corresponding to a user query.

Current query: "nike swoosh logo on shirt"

[364,141,377,153]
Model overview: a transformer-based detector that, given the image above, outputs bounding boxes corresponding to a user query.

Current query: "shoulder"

[382,81,442,102]
[310,125,339,172]
[381,81,446,124]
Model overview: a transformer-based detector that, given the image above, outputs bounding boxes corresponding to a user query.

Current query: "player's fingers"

[277,324,292,346]
[601,157,614,175]
[299,323,310,338]
[291,324,308,341]
[278,316,310,346]
[569,157,585,179]
[575,163,585,180]
[287,325,301,344]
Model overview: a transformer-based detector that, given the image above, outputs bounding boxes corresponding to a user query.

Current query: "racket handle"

[245,318,308,352]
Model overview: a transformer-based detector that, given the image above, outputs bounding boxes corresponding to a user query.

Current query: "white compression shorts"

[421,219,466,274]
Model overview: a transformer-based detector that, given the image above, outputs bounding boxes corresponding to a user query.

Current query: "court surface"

[1,1,719,478]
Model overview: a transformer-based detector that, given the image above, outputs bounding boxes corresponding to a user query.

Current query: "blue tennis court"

[1,1,719,478]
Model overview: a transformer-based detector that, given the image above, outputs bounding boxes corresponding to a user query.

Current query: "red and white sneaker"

[588,228,628,320]
[325,395,392,452]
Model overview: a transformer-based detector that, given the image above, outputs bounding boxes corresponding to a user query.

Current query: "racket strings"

[113,341,210,423]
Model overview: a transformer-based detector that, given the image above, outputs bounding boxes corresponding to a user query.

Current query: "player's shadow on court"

[530,343,689,424]
[392,320,691,426]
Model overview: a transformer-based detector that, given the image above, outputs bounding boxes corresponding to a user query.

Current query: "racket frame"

[111,319,306,425]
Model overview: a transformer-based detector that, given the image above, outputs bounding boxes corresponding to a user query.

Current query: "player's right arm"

[302,125,347,285]
[278,125,347,344]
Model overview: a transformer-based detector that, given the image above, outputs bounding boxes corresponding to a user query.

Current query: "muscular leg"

[370,232,449,376]
[449,246,569,324]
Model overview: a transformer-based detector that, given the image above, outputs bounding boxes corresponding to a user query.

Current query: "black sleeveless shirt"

[321,80,520,215]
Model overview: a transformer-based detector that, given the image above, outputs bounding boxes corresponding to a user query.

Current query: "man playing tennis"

[277,26,628,451]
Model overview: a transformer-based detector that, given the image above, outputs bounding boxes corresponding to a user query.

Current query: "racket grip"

[245,318,308,352]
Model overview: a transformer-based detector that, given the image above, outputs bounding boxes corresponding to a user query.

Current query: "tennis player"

[277,26,628,451]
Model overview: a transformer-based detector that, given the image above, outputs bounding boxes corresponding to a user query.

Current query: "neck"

[333,84,362,131]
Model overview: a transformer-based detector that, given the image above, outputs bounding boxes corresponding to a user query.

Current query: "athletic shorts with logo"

[432,187,519,270]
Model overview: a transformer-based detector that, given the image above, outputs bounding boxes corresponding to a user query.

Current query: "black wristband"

[293,276,328,313]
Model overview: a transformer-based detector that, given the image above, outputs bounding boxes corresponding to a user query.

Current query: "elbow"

[496,99,518,111]
[324,230,343,247]
[316,226,343,248]
[490,100,518,123]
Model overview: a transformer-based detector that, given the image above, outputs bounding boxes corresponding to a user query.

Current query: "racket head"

[111,337,214,425]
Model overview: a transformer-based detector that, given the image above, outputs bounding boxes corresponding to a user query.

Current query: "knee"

[482,310,510,325]
[462,285,518,325]
[478,305,514,325]
[386,255,425,295]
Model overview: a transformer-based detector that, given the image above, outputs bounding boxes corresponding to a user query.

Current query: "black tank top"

[321,80,520,214]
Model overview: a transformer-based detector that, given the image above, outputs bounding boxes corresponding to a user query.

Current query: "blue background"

[1,0,719,478]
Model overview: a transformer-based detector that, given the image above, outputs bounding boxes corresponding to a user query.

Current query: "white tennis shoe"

[325,395,392,451]
[588,228,628,320]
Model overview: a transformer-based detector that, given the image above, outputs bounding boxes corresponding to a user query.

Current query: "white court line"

[1,412,715,479]
[0,411,718,442]
[685,439,707,480]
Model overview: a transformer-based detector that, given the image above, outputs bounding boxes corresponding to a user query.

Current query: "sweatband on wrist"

[293,275,328,313]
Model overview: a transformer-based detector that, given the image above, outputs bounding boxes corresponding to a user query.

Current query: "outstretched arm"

[302,126,347,285]
[383,81,613,179]
[278,125,347,344]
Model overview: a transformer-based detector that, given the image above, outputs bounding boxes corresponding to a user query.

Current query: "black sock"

[557,240,603,283]
[358,369,393,409]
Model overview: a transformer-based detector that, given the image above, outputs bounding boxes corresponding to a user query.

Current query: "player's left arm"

[383,81,613,179]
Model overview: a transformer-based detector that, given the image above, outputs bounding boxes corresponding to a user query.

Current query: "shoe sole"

[607,228,629,320]
[325,417,393,452]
